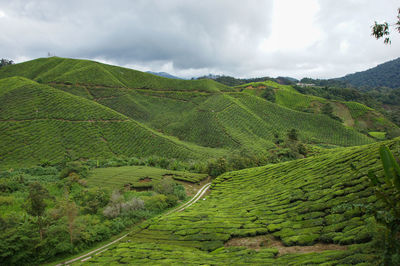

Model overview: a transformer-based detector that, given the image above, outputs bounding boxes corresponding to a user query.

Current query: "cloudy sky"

[0,0,399,79]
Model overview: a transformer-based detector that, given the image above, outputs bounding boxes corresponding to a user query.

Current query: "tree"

[262,87,276,102]
[287,128,298,141]
[368,145,400,265]
[26,182,50,240]
[0,58,14,68]
[321,103,334,116]
[61,196,79,245]
[103,190,124,218]
[372,8,400,44]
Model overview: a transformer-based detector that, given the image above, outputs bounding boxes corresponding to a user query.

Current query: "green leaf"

[368,170,379,186]
[379,146,395,184]
[379,145,400,190]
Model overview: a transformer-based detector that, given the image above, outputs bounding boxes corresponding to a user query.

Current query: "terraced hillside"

[1,57,397,169]
[0,57,231,92]
[82,138,400,265]
[24,59,375,146]
[0,77,224,169]
[88,165,208,190]
[237,80,399,137]
[74,86,375,149]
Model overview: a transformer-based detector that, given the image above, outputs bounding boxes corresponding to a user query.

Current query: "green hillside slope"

[340,57,400,89]
[0,57,231,92]
[0,58,389,170]
[238,80,399,137]
[50,79,374,149]
[84,138,400,265]
[0,77,224,169]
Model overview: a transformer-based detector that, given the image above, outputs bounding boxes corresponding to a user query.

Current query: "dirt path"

[165,183,211,215]
[56,182,212,265]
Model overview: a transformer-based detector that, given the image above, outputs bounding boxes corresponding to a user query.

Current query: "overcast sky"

[0,0,399,79]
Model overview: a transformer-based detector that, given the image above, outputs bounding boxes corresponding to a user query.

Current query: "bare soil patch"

[139,177,152,183]
[225,235,347,256]
[333,102,354,127]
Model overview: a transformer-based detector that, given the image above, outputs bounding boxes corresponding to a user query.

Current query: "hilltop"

[339,57,400,89]
[0,57,230,92]
[146,71,183,80]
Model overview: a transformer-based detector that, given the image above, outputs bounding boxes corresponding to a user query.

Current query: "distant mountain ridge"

[146,71,182,79]
[339,57,400,89]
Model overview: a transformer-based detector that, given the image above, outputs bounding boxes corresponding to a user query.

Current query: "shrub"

[173,184,187,200]
[287,128,298,141]
[121,198,145,214]
[207,158,228,178]
[368,145,400,265]
[153,178,175,195]
[59,162,88,179]
[144,194,168,211]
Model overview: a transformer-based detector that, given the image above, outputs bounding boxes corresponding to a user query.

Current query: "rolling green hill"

[0,57,390,169]
[83,137,400,265]
[0,77,225,169]
[0,57,231,92]
[1,57,400,264]
[237,80,400,138]
[46,71,375,148]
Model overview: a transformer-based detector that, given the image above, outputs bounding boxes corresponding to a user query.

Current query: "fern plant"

[368,145,400,265]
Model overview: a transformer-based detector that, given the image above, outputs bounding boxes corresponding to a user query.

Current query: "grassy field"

[81,137,400,265]
[88,166,208,190]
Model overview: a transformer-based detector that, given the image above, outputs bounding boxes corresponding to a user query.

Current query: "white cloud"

[0,0,399,79]
[260,0,321,53]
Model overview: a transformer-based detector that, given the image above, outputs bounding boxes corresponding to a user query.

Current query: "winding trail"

[56,182,212,265]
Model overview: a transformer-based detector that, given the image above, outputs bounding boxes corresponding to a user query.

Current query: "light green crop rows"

[0,77,228,169]
[83,138,400,265]
[88,165,208,189]
[344,101,373,119]
[0,57,232,92]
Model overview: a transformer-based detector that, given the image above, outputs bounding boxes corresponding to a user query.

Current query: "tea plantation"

[0,76,228,169]
[81,138,400,265]
[88,166,207,190]
[0,57,392,169]
[0,57,399,265]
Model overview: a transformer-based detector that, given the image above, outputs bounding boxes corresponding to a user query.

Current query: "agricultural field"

[0,76,230,169]
[0,57,232,93]
[1,57,393,169]
[81,138,400,265]
[88,165,208,190]
[0,57,400,265]
[235,80,399,137]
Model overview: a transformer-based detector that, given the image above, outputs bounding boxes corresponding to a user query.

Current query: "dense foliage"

[368,145,400,265]
[340,58,400,89]
[197,74,296,87]
[0,59,14,68]
[0,164,188,265]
